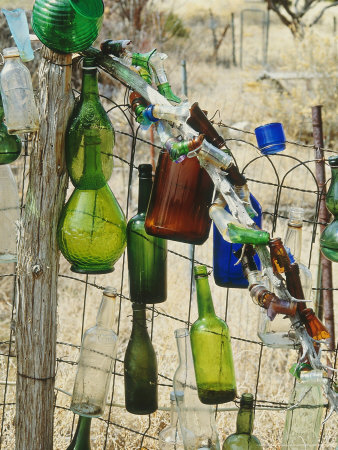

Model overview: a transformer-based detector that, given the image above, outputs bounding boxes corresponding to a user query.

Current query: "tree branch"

[311,1,338,26]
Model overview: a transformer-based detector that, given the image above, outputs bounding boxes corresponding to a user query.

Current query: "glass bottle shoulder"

[82,325,118,345]
[223,433,262,449]
[1,59,32,88]
[191,315,230,334]
[127,212,146,230]
[68,98,114,131]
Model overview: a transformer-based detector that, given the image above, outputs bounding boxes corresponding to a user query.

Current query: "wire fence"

[0,78,337,449]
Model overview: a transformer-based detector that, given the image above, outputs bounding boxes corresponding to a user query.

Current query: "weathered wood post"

[16,47,73,449]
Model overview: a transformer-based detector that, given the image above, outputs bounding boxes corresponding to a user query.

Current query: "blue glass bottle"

[213,194,262,288]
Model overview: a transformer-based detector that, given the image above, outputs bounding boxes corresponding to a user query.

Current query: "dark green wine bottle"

[127,164,167,304]
[0,97,21,165]
[190,265,236,404]
[66,56,114,190]
[223,393,262,449]
[124,303,158,414]
[67,416,91,450]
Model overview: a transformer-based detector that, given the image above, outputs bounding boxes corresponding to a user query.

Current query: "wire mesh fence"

[0,73,337,449]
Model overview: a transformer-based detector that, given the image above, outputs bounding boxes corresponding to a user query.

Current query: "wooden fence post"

[16,47,73,450]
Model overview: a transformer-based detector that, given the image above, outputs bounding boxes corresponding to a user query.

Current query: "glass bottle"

[190,265,236,404]
[124,303,158,414]
[281,370,325,449]
[145,150,214,245]
[127,164,167,304]
[320,155,338,262]
[67,416,91,450]
[158,391,184,450]
[70,288,118,417]
[173,328,220,450]
[0,165,20,263]
[0,47,39,134]
[58,57,127,274]
[0,97,21,164]
[66,57,114,189]
[222,393,262,449]
[213,194,262,288]
[284,207,312,299]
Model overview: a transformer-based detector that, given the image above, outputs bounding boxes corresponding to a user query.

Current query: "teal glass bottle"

[223,393,262,449]
[190,265,236,404]
[124,303,158,414]
[57,57,126,274]
[320,155,338,262]
[127,164,167,304]
[67,416,91,450]
[0,97,21,164]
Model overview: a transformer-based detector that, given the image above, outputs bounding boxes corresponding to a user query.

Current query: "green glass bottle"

[320,155,338,262]
[222,393,262,449]
[0,97,21,164]
[66,57,114,189]
[124,303,158,414]
[67,416,91,450]
[127,164,167,304]
[190,265,236,404]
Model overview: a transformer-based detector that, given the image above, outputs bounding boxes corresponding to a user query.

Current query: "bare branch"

[311,1,338,26]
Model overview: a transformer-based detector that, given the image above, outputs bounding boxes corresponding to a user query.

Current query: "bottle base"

[197,387,236,404]
[70,403,102,418]
[125,405,158,415]
[145,226,209,245]
[71,265,115,275]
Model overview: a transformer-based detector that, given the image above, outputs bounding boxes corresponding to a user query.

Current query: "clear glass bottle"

[281,370,325,449]
[127,164,167,304]
[0,165,20,263]
[158,391,184,450]
[0,47,39,134]
[222,393,262,449]
[173,328,220,450]
[320,155,338,262]
[190,265,236,404]
[67,415,91,450]
[70,288,118,417]
[284,207,312,299]
[124,303,158,414]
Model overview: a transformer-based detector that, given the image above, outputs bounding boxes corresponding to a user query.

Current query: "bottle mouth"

[174,328,189,338]
[103,286,117,297]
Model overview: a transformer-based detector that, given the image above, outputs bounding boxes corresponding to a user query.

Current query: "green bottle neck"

[131,305,149,336]
[327,165,338,217]
[0,97,4,122]
[236,405,254,435]
[195,274,216,318]
[138,176,152,214]
[81,68,100,101]
[67,416,91,450]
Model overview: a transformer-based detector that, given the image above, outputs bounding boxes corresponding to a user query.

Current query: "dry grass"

[0,0,337,449]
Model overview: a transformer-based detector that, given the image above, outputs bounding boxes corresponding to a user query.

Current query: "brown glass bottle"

[145,150,214,245]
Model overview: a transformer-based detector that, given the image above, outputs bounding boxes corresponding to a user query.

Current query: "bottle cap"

[143,105,159,123]
[3,47,20,58]
[103,286,117,297]
[240,393,254,407]
[193,264,208,277]
[138,164,152,178]
[328,155,338,167]
[254,122,286,155]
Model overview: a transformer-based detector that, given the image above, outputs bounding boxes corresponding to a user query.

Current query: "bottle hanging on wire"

[70,288,118,417]
[158,391,184,449]
[67,415,91,450]
[281,370,325,449]
[57,57,127,274]
[190,265,236,404]
[127,164,167,304]
[222,393,262,449]
[173,328,220,449]
[0,47,39,134]
[0,96,21,164]
[320,155,338,262]
[124,303,158,414]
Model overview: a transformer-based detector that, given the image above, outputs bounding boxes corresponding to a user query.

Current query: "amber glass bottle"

[145,150,214,244]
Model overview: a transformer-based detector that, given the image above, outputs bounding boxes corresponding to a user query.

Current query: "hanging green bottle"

[320,155,338,262]
[0,97,21,165]
[124,303,158,414]
[222,393,262,449]
[190,265,236,404]
[127,164,167,304]
[67,416,91,450]
[57,57,127,274]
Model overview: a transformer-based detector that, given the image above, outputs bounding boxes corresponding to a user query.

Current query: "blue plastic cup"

[254,122,286,155]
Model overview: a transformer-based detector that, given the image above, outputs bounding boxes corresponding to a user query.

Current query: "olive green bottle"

[67,416,91,450]
[223,393,262,449]
[127,164,167,304]
[124,303,158,414]
[0,97,21,165]
[190,265,236,404]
